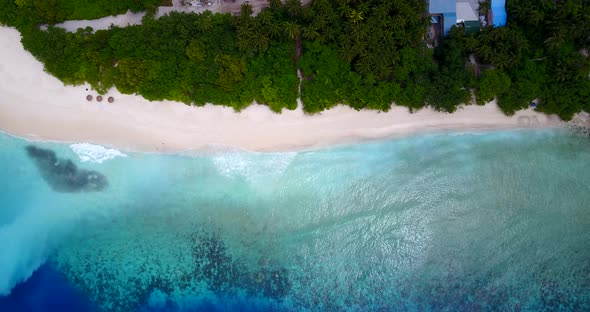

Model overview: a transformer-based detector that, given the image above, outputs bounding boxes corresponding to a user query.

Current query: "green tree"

[471,27,528,70]
[426,69,471,113]
[268,0,282,10]
[185,40,206,62]
[283,21,300,40]
[214,54,246,91]
[33,0,64,24]
[475,70,512,105]
[15,0,31,8]
[194,14,214,32]
[116,58,161,94]
[240,2,253,17]
[285,0,302,17]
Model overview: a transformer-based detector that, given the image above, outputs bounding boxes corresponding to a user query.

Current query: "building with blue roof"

[428,0,457,36]
[428,0,506,41]
[491,0,507,27]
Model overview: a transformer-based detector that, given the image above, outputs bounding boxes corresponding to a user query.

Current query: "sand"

[0,26,564,153]
[51,0,275,33]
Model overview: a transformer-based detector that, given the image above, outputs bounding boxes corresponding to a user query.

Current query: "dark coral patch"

[26,145,108,192]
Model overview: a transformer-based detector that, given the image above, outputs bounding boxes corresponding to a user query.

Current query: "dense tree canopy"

[476,0,590,119]
[0,0,589,118]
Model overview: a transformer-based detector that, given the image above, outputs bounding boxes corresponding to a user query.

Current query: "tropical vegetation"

[0,0,588,119]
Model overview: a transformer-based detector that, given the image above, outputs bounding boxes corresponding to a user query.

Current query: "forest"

[0,0,589,119]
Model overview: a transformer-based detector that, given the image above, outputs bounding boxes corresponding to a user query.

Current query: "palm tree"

[236,23,253,37]
[237,37,252,51]
[322,26,336,42]
[394,31,413,47]
[349,24,368,43]
[339,42,355,62]
[334,0,349,9]
[379,33,394,46]
[303,27,320,41]
[312,0,329,10]
[285,0,303,17]
[465,36,479,52]
[251,16,263,30]
[194,16,213,32]
[507,1,527,21]
[449,26,465,41]
[348,9,363,24]
[257,9,273,25]
[240,3,253,17]
[553,62,571,83]
[356,2,370,15]
[268,23,282,38]
[544,35,563,51]
[390,16,407,32]
[492,53,511,70]
[311,17,328,32]
[284,21,301,40]
[268,0,282,11]
[253,31,270,51]
[476,45,493,63]
[356,57,373,76]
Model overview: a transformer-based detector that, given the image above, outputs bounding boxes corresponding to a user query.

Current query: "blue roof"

[429,0,457,35]
[491,0,507,26]
[442,14,457,35]
[429,0,456,15]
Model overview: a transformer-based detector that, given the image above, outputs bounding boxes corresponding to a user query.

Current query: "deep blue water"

[0,264,96,312]
[0,129,589,311]
[0,264,285,312]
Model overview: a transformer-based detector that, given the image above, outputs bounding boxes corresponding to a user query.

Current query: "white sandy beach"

[0,26,564,153]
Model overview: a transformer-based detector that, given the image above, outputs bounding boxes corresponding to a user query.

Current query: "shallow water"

[0,129,589,311]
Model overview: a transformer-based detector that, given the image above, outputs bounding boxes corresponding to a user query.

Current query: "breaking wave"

[70,143,127,164]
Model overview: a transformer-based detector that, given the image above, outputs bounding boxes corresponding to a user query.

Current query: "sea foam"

[70,143,127,163]
[212,151,297,184]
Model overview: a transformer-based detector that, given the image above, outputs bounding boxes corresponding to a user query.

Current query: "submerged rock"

[568,112,590,136]
[25,145,108,192]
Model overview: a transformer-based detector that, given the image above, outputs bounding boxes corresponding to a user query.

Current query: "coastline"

[0,26,565,153]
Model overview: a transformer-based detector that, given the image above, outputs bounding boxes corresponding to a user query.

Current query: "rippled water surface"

[0,129,589,311]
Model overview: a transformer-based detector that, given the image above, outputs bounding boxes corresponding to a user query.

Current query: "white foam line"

[70,143,128,163]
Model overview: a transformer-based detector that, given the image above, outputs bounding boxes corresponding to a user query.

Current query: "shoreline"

[0,125,567,156]
[0,26,565,154]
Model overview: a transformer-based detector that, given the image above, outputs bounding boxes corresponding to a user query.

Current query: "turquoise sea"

[0,129,589,311]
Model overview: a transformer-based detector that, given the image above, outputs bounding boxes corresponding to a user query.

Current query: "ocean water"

[0,129,589,311]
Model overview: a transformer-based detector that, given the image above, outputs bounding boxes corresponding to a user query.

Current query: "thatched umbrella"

[96,95,103,102]
[86,95,93,101]
[108,96,114,103]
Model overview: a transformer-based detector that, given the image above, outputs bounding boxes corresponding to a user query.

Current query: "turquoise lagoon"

[0,129,589,311]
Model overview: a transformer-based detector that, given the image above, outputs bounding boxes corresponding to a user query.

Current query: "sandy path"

[50,0,272,32]
[0,26,563,153]
[51,3,221,32]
